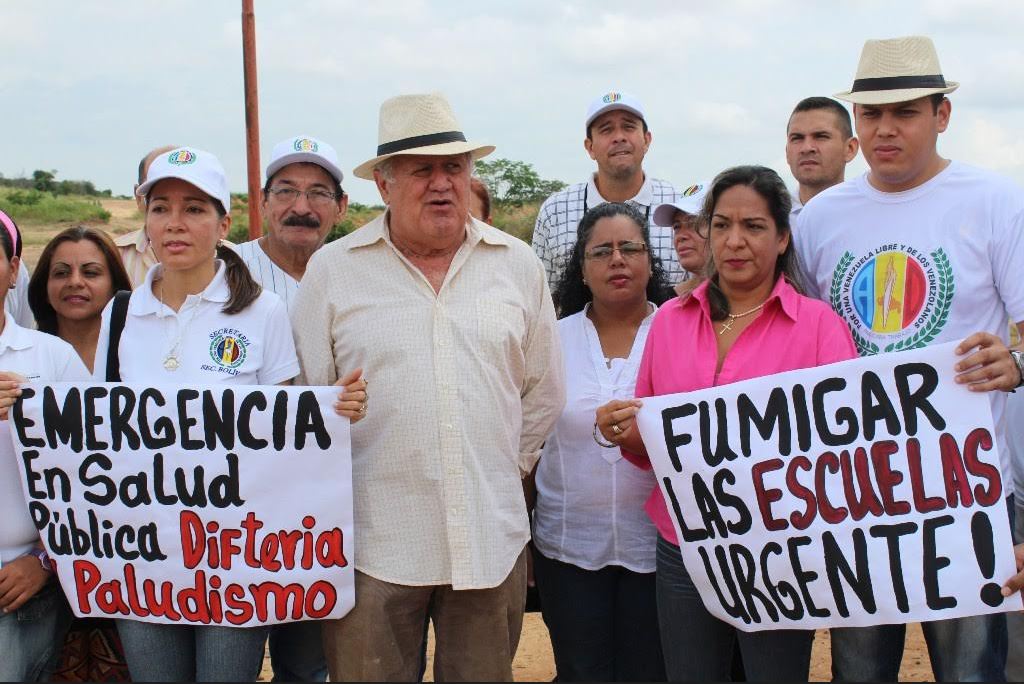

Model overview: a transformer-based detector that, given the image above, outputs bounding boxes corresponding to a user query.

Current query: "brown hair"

[470,177,492,223]
[28,226,133,335]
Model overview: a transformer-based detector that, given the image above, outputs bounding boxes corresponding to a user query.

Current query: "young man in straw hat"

[796,35,1024,681]
[532,91,682,292]
[290,93,564,682]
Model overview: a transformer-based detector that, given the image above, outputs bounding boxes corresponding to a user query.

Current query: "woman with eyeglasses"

[597,166,857,681]
[531,202,673,681]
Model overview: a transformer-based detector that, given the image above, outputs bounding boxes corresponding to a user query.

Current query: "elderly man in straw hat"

[796,35,1024,681]
[290,93,564,681]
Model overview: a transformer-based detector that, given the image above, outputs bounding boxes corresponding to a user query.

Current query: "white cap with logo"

[266,135,344,185]
[585,91,647,131]
[137,147,231,214]
[653,182,710,226]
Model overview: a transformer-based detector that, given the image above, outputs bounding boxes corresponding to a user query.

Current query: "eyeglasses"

[584,241,648,261]
[268,187,339,207]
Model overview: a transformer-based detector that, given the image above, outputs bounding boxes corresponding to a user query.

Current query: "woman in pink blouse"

[597,166,857,682]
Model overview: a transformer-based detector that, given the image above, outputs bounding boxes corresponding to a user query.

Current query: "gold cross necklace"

[718,302,766,336]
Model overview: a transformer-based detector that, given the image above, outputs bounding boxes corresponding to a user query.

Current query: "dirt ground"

[258,615,934,681]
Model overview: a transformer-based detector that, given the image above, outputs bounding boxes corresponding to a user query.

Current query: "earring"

[582,278,588,285]
[217,239,224,248]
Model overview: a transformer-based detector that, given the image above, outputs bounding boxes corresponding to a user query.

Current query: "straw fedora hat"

[835,36,958,105]
[353,93,495,180]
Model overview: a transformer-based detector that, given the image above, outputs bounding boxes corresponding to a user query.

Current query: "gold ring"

[358,403,367,415]
[611,423,623,435]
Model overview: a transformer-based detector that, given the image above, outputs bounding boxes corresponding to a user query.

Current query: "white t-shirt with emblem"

[796,161,1024,489]
[0,314,90,564]
[93,261,300,386]
[232,238,301,313]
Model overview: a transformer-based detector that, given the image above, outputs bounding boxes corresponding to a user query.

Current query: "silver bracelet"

[592,422,618,448]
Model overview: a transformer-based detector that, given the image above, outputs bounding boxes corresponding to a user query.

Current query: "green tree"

[32,169,56,193]
[474,158,565,206]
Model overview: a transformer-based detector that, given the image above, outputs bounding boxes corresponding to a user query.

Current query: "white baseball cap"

[266,135,344,185]
[585,91,647,132]
[653,182,710,226]
[137,147,231,214]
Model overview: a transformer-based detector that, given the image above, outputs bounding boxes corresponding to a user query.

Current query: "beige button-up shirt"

[114,228,158,289]
[291,213,564,589]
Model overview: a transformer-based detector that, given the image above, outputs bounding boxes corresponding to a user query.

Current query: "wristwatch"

[27,547,53,573]
[1011,350,1024,388]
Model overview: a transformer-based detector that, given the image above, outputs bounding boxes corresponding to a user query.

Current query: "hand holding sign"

[954,331,1020,392]
[0,370,25,420]
[596,398,643,451]
[1001,544,1024,599]
[333,368,368,423]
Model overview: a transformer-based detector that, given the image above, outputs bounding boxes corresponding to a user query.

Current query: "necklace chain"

[718,302,766,336]
[159,283,202,371]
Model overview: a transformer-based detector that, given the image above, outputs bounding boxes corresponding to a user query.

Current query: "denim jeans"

[831,496,1015,682]
[533,549,665,681]
[656,536,813,682]
[0,579,72,682]
[268,621,327,681]
[117,619,269,682]
[1005,496,1024,681]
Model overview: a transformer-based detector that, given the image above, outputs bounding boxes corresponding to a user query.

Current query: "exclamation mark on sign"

[972,511,1004,607]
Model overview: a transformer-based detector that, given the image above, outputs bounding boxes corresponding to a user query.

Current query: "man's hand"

[955,333,1020,392]
[333,368,368,423]
[0,555,49,613]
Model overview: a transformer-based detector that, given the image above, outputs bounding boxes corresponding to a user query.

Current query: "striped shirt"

[233,239,300,312]
[532,174,681,292]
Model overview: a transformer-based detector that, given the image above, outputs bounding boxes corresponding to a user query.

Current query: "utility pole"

[242,0,262,239]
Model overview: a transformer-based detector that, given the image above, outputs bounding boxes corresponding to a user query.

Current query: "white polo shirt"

[0,314,90,564]
[93,261,299,385]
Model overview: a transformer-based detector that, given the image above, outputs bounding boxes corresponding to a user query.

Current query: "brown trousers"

[324,550,527,682]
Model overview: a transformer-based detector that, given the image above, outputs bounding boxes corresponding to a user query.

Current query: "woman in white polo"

[92,147,366,682]
[0,216,91,681]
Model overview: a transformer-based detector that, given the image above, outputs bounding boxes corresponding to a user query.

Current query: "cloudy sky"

[2,1,1023,205]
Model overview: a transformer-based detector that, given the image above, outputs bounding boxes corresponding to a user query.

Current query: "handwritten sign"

[636,342,1019,630]
[10,383,354,627]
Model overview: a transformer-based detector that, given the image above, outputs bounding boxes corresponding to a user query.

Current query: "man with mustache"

[233,136,346,683]
[234,135,348,312]
[533,91,681,293]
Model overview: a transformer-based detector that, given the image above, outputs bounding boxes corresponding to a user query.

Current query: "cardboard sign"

[636,342,1019,631]
[10,383,354,627]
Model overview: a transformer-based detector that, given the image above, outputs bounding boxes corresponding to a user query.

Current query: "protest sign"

[636,342,1019,631]
[9,382,353,628]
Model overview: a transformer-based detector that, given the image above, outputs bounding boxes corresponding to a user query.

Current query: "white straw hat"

[353,93,494,180]
[266,135,344,185]
[137,147,231,214]
[835,36,958,105]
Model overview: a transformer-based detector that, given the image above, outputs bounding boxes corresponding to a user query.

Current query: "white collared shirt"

[233,239,300,312]
[93,261,299,385]
[291,213,565,589]
[0,314,90,564]
[533,306,659,573]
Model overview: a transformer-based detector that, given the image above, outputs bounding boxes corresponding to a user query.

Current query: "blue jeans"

[1005,496,1024,681]
[268,621,327,681]
[831,496,1015,682]
[533,549,666,681]
[117,619,269,682]
[656,536,813,682]
[0,579,72,681]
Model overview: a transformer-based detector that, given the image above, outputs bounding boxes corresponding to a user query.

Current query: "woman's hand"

[0,554,49,613]
[595,398,644,452]
[333,368,368,424]
[955,333,1020,392]
[0,371,25,421]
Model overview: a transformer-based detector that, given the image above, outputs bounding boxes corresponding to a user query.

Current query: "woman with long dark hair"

[597,166,858,681]
[533,202,672,681]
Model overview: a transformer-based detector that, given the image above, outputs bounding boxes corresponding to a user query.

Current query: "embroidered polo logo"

[209,333,248,368]
[830,246,954,356]
[293,138,319,153]
[167,150,196,165]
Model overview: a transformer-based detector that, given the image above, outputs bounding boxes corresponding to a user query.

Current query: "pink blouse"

[623,276,858,545]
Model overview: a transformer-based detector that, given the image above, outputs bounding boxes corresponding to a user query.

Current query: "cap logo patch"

[293,138,319,153]
[683,184,703,197]
[602,92,622,104]
[167,150,196,165]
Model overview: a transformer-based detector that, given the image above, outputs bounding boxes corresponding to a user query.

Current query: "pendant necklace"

[159,284,202,371]
[718,302,766,336]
